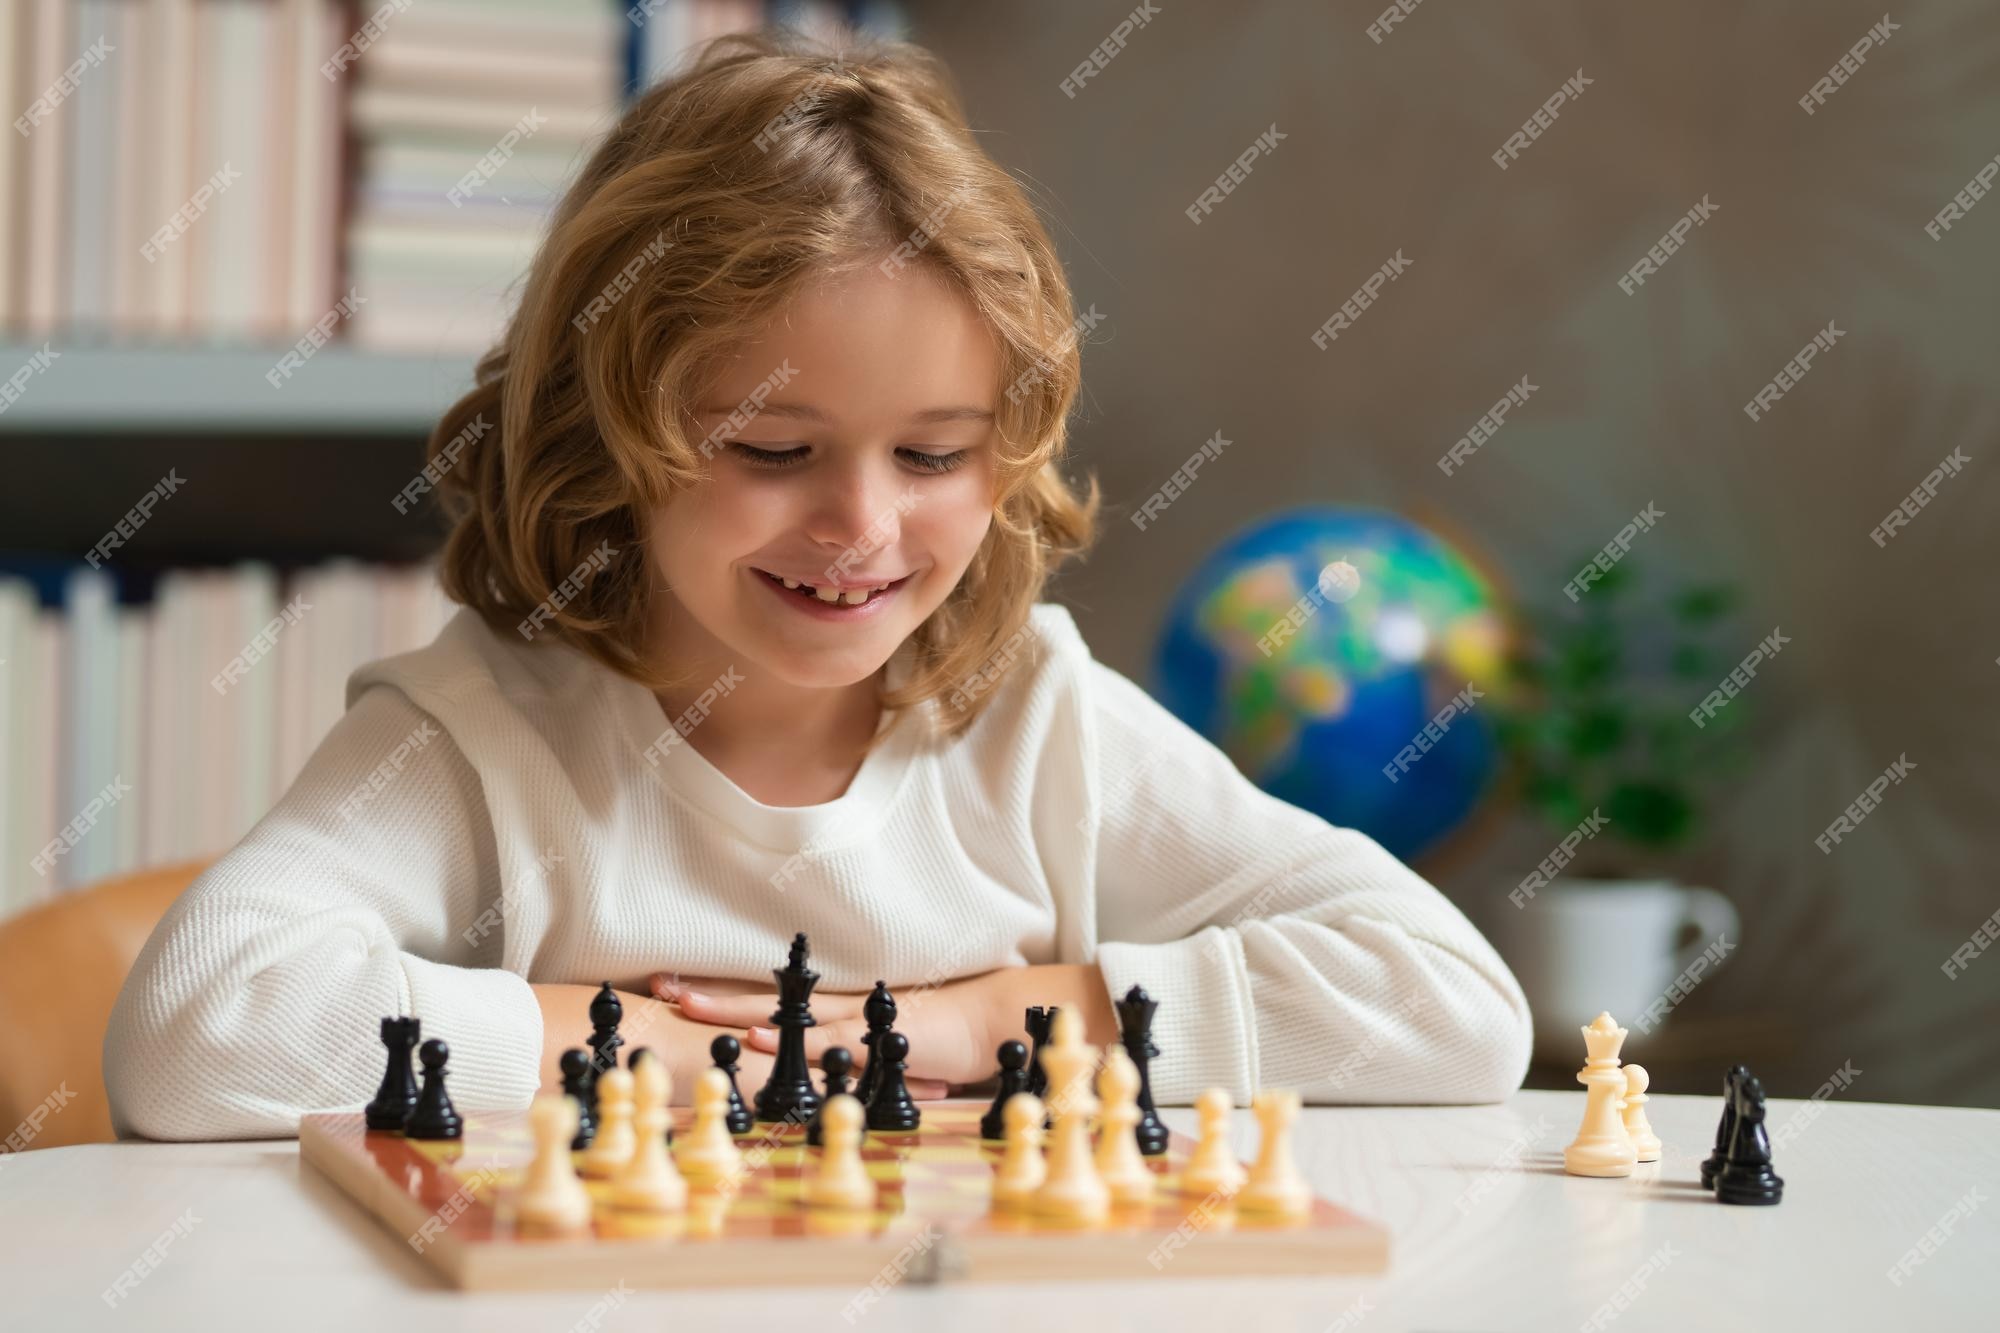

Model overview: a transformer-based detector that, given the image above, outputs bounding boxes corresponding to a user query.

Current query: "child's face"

[648,261,1002,689]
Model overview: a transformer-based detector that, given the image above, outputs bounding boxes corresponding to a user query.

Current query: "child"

[104,31,1529,1141]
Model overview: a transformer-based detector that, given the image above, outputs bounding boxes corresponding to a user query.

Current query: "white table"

[3,1092,1994,1332]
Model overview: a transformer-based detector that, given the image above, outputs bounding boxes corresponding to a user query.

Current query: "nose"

[804,456,908,567]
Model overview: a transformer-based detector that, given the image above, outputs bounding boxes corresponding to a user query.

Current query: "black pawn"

[711,1034,754,1135]
[808,1047,856,1148]
[854,981,898,1109]
[1117,985,1169,1157]
[1700,1064,1749,1190]
[980,1040,1030,1141]
[1716,1074,1784,1206]
[559,1048,596,1150]
[404,1038,463,1140]
[865,1030,920,1132]
[583,981,624,1115]
[1023,1006,1055,1099]
[365,1016,421,1132]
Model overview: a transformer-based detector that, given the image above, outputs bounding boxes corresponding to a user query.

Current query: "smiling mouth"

[754,568,911,607]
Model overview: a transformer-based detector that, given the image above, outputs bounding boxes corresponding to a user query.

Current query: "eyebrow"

[694,401,994,426]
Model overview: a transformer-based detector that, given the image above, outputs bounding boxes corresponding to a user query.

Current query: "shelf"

[0,340,479,434]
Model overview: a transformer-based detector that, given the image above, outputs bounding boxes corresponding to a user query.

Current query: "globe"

[1151,507,1508,861]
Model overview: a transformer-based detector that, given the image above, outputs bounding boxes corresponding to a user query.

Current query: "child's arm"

[1063,657,1533,1106]
[103,686,543,1140]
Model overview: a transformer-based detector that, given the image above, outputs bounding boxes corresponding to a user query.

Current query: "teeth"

[781,577,801,589]
[766,570,892,605]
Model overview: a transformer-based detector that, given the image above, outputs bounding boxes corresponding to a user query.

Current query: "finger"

[676,991,784,1027]
[909,1078,950,1100]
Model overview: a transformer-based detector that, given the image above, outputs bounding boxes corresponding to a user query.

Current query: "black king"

[753,932,823,1124]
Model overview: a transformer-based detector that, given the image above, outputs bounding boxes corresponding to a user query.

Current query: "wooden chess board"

[299,1100,1389,1289]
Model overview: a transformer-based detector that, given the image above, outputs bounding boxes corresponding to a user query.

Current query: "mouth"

[751,567,913,615]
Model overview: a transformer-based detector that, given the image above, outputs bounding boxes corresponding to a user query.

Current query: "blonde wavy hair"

[426,27,1100,743]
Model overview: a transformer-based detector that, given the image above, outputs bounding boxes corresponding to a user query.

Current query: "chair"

[0,859,210,1151]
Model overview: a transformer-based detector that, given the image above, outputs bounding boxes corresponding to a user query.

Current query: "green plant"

[1492,560,1750,872]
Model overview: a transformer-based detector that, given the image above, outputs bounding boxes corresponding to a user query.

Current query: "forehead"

[697,263,1001,423]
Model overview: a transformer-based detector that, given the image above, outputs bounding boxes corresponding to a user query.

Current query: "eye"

[900,449,970,474]
[728,443,809,469]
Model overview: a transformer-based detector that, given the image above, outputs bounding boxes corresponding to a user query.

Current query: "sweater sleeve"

[103,684,544,1142]
[1080,659,1532,1106]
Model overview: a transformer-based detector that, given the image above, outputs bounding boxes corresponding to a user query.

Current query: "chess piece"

[1181,1087,1247,1196]
[580,1065,635,1178]
[611,1051,688,1213]
[803,1094,876,1211]
[991,1092,1047,1207]
[752,934,823,1125]
[583,981,624,1115]
[1715,1074,1784,1206]
[1236,1089,1311,1217]
[1622,1064,1662,1162]
[405,1038,464,1140]
[980,1040,1031,1141]
[1031,1006,1108,1226]
[365,1016,421,1132]
[1701,1064,1749,1189]
[1023,1005,1055,1099]
[855,981,897,1109]
[623,1047,672,1148]
[516,1093,593,1231]
[1093,1046,1155,1206]
[676,1067,744,1184]
[1116,985,1170,1157]
[711,1034,754,1135]
[1563,1012,1637,1177]
[808,1047,856,1148]
[865,1031,921,1132]
[559,1048,596,1150]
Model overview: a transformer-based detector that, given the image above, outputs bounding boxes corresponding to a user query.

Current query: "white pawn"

[1093,1046,1154,1206]
[579,1065,635,1179]
[674,1067,743,1184]
[803,1094,875,1211]
[516,1093,593,1231]
[611,1052,687,1212]
[991,1093,1046,1207]
[1180,1087,1246,1197]
[1622,1064,1662,1162]
[1236,1088,1311,1217]
[1032,1006,1109,1226]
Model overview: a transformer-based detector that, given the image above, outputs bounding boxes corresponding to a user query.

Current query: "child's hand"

[705,972,1002,1089]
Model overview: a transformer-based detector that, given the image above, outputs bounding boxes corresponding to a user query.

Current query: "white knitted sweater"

[104,602,1531,1141]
